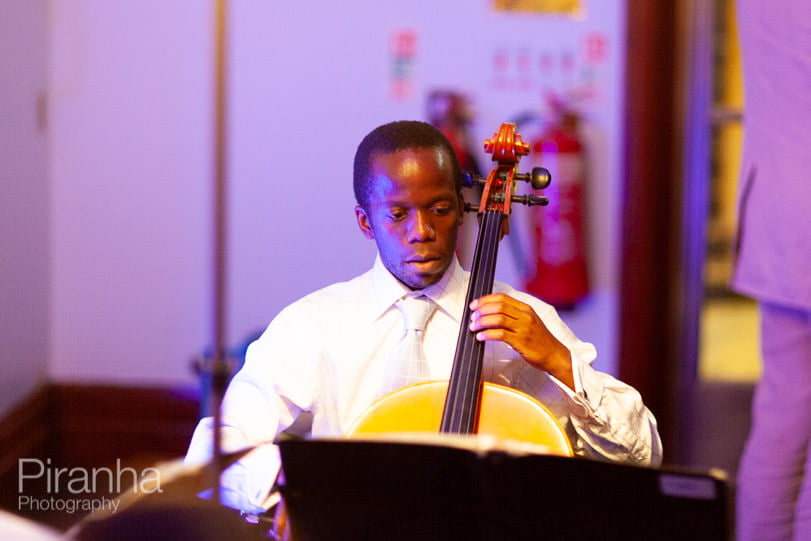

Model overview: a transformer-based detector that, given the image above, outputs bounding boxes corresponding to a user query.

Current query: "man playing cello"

[185,120,662,514]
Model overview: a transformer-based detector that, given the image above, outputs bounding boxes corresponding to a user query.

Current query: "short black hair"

[353,120,463,210]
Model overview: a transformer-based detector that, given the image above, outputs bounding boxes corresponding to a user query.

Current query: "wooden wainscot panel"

[0,383,201,531]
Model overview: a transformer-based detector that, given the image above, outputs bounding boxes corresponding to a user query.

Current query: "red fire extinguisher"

[523,106,589,310]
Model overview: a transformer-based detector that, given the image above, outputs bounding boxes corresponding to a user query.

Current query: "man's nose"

[408,211,435,242]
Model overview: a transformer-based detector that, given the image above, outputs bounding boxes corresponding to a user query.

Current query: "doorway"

[698,0,759,385]
[686,0,758,481]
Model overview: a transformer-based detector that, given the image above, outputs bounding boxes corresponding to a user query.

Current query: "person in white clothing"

[733,1,811,539]
[185,120,663,513]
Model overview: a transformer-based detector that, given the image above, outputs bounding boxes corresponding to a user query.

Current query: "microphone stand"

[210,0,229,506]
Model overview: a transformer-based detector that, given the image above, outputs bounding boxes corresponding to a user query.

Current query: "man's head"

[354,121,466,290]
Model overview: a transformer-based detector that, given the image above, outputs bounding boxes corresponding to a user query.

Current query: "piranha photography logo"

[17,458,163,515]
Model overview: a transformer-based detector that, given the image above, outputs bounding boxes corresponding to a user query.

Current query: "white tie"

[386,295,436,393]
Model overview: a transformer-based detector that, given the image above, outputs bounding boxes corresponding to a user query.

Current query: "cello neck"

[438,122,535,435]
[440,210,504,434]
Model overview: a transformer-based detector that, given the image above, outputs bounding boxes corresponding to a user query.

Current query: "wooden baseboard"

[0,382,201,530]
[0,385,54,479]
[50,383,201,468]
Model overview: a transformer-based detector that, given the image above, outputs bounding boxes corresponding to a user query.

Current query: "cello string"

[465,210,501,426]
[443,208,491,431]
[448,210,501,432]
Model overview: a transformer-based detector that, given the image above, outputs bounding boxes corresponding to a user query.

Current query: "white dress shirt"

[185,256,662,512]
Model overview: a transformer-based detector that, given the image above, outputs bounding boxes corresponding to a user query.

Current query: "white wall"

[43,0,625,388]
[48,1,212,385]
[0,0,50,414]
[227,1,626,374]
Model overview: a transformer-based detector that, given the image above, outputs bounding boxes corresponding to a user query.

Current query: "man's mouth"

[407,256,441,271]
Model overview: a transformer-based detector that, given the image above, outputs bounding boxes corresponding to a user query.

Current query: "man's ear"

[355,205,375,239]
[456,193,466,226]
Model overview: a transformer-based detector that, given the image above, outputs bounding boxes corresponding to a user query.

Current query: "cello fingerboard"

[440,210,504,434]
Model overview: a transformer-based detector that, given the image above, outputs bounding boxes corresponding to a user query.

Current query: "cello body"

[347,381,573,456]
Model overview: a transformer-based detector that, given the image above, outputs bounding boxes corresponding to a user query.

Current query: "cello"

[347,122,573,455]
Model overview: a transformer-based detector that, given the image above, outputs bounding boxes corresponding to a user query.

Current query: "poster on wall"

[490,31,610,110]
[390,29,418,101]
[493,0,581,13]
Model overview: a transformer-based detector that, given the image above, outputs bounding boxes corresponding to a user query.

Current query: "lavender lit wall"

[226,1,626,376]
[0,0,49,415]
[3,1,626,410]
[47,1,213,386]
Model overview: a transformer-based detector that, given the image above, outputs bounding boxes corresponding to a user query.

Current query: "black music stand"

[277,437,730,541]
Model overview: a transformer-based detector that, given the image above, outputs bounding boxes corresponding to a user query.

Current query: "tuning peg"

[461,172,486,188]
[511,194,549,207]
[514,167,551,190]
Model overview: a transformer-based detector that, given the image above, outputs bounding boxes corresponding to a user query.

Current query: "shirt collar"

[368,254,469,324]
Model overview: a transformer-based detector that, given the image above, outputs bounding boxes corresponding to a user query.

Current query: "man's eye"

[388,210,407,220]
[433,206,452,215]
